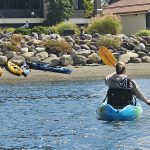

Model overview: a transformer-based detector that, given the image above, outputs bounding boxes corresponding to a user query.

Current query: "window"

[78,0,85,10]
[146,13,150,29]
[0,0,5,9]
[0,0,40,9]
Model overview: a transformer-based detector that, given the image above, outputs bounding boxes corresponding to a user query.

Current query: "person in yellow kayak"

[105,62,150,107]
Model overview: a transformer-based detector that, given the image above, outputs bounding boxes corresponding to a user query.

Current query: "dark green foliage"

[31,26,49,35]
[14,28,31,35]
[84,0,94,18]
[46,0,74,26]
[14,26,49,35]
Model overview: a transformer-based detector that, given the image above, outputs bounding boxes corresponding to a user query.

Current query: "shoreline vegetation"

[0,63,150,84]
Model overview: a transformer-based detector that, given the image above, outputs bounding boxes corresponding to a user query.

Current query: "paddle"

[0,68,3,77]
[98,46,117,67]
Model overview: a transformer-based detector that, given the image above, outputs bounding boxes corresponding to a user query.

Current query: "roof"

[103,0,150,15]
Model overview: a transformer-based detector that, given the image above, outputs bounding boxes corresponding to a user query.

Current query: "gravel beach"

[0,63,150,84]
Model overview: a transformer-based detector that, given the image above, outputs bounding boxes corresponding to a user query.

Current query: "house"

[102,0,150,35]
[0,0,45,27]
[0,0,102,27]
[70,0,102,24]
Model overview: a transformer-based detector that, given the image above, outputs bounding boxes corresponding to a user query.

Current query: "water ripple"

[0,79,149,149]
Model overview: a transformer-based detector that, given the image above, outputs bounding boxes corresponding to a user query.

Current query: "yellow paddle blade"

[0,68,3,77]
[98,46,117,67]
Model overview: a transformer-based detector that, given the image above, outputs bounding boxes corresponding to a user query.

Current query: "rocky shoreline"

[0,32,150,67]
[0,63,150,84]
[0,32,150,84]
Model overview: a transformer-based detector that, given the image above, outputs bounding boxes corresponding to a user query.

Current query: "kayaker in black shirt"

[105,62,150,106]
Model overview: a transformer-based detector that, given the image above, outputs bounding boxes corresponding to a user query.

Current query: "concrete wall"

[121,14,146,35]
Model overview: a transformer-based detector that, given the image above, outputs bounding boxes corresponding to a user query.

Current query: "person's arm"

[131,80,150,105]
[105,72,116,86]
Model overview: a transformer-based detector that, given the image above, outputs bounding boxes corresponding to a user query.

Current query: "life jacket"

[107,78,134,109]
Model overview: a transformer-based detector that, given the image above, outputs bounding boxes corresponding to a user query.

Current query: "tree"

[84,0,94,18]
[46,0,74,26]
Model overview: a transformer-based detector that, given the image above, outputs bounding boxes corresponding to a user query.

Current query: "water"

[0,79,150,150]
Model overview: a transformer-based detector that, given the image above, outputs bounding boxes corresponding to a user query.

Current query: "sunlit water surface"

[0,79,150,150]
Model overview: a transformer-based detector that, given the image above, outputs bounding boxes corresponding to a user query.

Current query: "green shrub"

[14,28,31,35]
[5,27,15,33]
[96,36,121,49]
[84,0,94,18]
[50,22,80,35]
[44,40,72,55]
[31,26,49,34]
[49,25,58,34]
[135,29,150,36]
[86,15,122,35]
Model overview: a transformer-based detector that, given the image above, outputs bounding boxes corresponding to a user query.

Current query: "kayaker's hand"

[146,100,150,105]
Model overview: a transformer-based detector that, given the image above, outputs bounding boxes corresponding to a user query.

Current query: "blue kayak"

[26,61,72,74]
[96,100,143,121]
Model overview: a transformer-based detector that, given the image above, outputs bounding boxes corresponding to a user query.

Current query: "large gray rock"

[73,44,81,51]
[39,34,51,40]
[89,45,97,51]
[129,57,141,63]
[32,32,39,40]
[139,43,145,49]
[35,47,46,53]
[22,52,35,58]
[84,34,92,40]
[0,52,3,56]
[92,33,100,39]
[26,57,41,62]
[78,50,92,57]
[74,55,87,65]
[36,52,48,60]
[0,56,7,65]
[64,36,75,43]
[141,56,150,63]
[58,51,67,57]
[20,47,29,54]
[23,35,31,41]
[87,53,101,64]
[5,51,17,59]
[81,44,90,50]
[137,51,147,58]
[119,52,138,63]
[10,56,25,65]
[42,54,60,66]
[60,55,73,66]
[50,34,61,40]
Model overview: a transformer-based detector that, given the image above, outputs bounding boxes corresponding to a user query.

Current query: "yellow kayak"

[7,61,23,76]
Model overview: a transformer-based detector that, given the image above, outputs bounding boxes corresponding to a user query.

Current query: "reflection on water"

[0,79,149,149]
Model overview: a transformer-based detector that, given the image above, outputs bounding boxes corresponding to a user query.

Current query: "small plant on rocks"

[136,29,150,36]
[96,36,121,49]
[44,40,72,55]
[49,22,80,35]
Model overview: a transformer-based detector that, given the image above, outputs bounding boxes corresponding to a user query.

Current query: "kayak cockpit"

[96,88,143,121]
